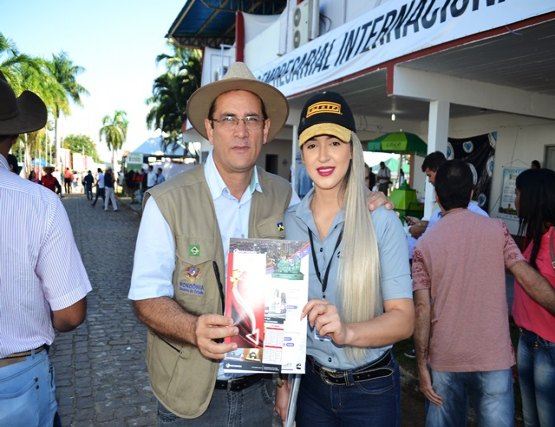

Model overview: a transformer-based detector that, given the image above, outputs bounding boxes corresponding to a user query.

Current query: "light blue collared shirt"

[284,188,413,370]
[206,151,261,263]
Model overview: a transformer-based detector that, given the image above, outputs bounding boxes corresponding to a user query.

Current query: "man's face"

[204,90,270,179]
[424,168,437,186]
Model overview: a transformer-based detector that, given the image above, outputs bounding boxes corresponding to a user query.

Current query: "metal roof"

[166,0,287,49]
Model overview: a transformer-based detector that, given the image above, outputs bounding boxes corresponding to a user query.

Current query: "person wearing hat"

[0,73,92,425]
[277,91,414,426]
[128,61,297,425]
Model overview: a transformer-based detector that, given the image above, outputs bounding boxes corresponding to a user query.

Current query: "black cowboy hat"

[0,71,47,135]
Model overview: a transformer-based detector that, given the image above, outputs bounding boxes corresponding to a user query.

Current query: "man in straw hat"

[128,62,390,425]
[0,72,92,426]
[128,61,293,425]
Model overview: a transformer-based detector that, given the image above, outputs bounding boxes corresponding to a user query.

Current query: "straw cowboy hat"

[186,62,288,142]
[0,72,47,135]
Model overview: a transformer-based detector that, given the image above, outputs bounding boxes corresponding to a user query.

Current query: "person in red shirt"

[63,168,73,194]
[41,166,62,194]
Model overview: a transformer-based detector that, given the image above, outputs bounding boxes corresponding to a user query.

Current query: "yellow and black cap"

[298,91,355,147]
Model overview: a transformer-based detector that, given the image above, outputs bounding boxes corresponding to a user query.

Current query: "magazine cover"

[223,238,309,374]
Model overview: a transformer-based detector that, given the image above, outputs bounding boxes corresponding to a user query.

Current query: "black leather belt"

[215,374,266,391]
[0,345,46,368]
[308,350,393,386]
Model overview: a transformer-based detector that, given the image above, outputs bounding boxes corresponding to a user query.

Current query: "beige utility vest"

[143,165,292,418]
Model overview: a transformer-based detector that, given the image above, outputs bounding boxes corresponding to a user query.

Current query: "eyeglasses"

[211,115,264,130]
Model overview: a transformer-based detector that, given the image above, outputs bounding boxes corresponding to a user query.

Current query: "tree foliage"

[1,33,88,171]
[63,134,100,162]
[99,110,128,170]
[146,40,202,154]
[46,51,89,118]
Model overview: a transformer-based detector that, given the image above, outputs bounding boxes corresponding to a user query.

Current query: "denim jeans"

[157,378,276,426]
[295,354,400,427]
[426,369,514,427]
[517,329,555,427]
[0,349,57,427]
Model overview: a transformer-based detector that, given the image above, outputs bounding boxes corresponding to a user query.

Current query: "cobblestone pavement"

[50,195,157,426]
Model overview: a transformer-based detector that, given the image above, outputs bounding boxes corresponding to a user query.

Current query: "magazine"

[223,238,309,375]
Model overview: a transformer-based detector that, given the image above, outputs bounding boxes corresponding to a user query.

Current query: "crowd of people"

[11,158,169,213]
[1,63,554,427]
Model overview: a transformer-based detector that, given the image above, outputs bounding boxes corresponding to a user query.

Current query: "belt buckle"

[318,365,346,386]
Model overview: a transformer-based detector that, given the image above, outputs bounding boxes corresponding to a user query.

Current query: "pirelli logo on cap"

[306,101,342,118]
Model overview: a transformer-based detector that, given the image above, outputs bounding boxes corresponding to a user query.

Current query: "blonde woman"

[277,91,414,426]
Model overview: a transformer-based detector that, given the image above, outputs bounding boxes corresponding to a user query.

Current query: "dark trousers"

[91,187,105,206]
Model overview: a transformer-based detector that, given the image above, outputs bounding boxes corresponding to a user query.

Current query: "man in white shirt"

[0,72,92,426]
[146,165,157,189]
[377,161,392,195]
[91,168,105,207]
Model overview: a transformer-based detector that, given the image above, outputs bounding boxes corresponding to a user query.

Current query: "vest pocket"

[174,236,222,315]
[253,214,286,239]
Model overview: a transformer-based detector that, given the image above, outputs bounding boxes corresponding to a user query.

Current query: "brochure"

[223,238,309,375]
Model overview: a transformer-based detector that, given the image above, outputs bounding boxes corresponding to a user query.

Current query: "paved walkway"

[50,195,157,426]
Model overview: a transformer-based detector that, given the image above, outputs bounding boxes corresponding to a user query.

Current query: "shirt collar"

[0,154,9,170]
[295,188,345,236]
[204,150,262,200]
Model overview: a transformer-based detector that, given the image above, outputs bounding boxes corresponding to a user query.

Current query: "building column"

[424,100,450,219]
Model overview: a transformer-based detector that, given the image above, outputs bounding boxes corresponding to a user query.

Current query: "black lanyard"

[308,227,343,299]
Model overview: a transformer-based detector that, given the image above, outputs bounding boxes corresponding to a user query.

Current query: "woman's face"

[301,135,352,193]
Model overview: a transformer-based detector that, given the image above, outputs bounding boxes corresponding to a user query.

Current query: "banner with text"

[255,0,554,96]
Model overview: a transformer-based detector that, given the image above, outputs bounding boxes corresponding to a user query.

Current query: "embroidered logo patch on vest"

[189,244,200,256]
[306,101,342,118]
[179,266,204,295]
[184,265,200,282]
[276,222,284,232]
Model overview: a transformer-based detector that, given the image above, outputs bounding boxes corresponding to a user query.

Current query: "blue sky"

[1,0,183,159]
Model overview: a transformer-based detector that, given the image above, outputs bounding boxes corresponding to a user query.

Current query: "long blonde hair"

[339,133,381,363]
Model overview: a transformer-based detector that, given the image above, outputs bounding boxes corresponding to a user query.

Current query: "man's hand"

[275,378,291,425]
[409,223,427,238]
[195,314,239,360]
[417,365,443,406]
[367,191,394,211]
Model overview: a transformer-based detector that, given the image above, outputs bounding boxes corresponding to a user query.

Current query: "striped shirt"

[0,155,92,358]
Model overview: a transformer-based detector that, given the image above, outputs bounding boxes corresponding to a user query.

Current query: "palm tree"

[1,35,56,172]
[0,33,41,91]
[1,35,88,173]
[99,110,128,172]
[146,41,202,158]
[46,51,89,170]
